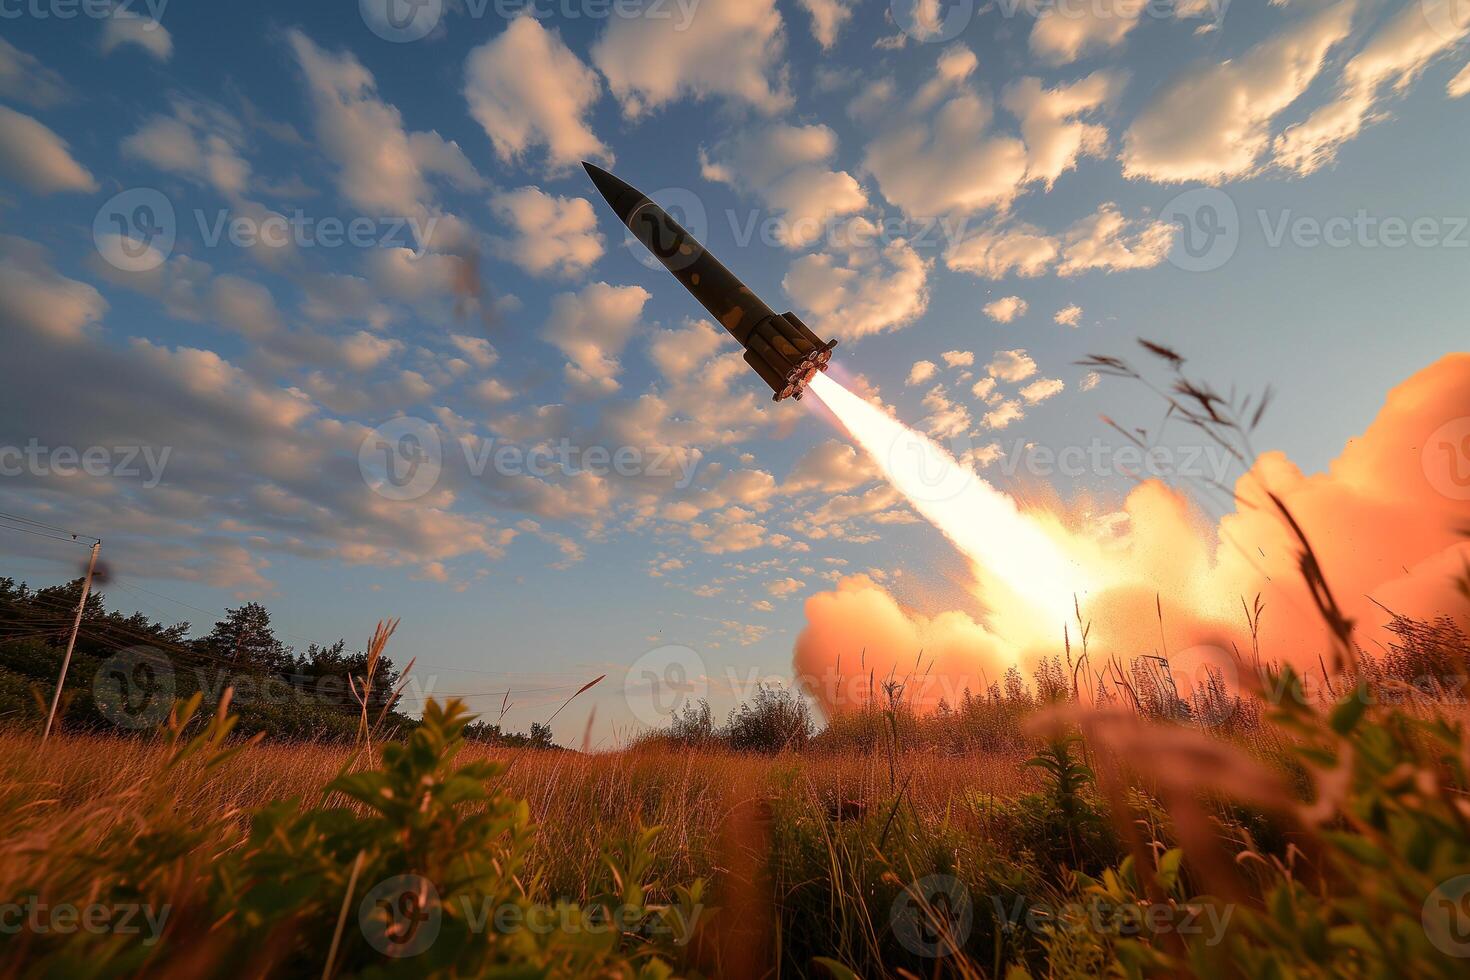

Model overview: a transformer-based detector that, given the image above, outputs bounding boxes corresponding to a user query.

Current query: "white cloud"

[490,187,605,277]
[473,378,515,404]
[983,295,1028,323]
[987,349,1037,382]
[798,0,855,49]
[100,10,173,61]
[922,385,972,439]
[983,399,1025,429]
[950,205,1171,279]
[1055,304,1083,327]
[289,30,483,218]
[209,274,284,339]
[0,236,107,342]
[767,576,805,596]
[907,360,938,385]
[864,81,1028,217]
[542,282,651,395]
[338,330,404,372]
[450,334,498,369]
[1080,371,1101,391]
[0,318,537,590]
[0,106,96,194]
[692,519,769,554]
[1056,204,1173,275]
[783,218,930,340]
[1121,2,1354,182]
[700,123,866,249]
[365,248,461,303]
[848,77,896,123]
[946,221,1059,278]
[0,39,70,108]
[1020,377,1065,403]
[912,43,980,111]
[1030,0,1146,65]
[1451,62,1470,98]
[785,439,878,493]
[1005,71,1122,187]
[465,16,610,173]
[942,350,974,367]
[1275,2,1470,174]
[593,0,791,117]
[122,100,251,197]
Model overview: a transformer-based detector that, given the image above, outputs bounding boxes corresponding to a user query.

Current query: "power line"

[0,512,99,544]
[0,522,91,548]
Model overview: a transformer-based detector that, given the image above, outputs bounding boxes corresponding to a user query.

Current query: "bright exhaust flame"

[797,357,1470,721]
[808,372,1092,630]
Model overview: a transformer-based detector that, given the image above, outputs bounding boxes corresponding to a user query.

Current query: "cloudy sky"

[1,0,1466,740]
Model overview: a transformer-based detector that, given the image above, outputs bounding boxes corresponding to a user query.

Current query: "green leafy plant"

[7,695,706,978]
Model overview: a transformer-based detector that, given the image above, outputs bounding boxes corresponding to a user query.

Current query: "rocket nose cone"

[582,162,644,225]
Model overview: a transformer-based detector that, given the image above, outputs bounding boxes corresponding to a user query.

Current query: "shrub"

[6,695,705,977]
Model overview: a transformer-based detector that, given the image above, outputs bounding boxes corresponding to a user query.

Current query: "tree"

[528,722,554,749]
[202,602,290,671]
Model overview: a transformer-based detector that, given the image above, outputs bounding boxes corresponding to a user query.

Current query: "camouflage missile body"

[583,162,837,401]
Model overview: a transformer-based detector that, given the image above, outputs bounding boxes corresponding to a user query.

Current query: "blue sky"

[1,0,1467,741]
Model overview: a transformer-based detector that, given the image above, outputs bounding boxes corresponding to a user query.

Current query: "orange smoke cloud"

[796,355,1470,717]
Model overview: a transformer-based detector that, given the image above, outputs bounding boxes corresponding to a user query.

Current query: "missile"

[583,162,837,402]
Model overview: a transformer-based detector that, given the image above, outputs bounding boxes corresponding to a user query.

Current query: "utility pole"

[43,539,101,743]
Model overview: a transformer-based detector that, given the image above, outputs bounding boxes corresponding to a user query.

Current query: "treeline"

[0,576,556,747]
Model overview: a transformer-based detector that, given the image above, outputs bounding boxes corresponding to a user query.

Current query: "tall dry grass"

[0,728,1033,910]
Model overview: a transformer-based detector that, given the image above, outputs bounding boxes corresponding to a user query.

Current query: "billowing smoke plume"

[797,355,1470,716]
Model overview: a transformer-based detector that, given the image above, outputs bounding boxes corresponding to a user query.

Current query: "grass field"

[3,659,1469,978]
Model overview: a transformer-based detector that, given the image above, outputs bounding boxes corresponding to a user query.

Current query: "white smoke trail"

[808,372,1093,628]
